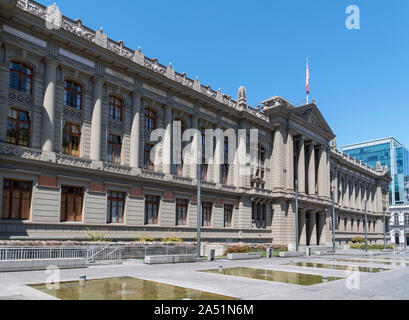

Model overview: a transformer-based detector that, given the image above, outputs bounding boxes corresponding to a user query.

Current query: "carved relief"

[8,89,33,108]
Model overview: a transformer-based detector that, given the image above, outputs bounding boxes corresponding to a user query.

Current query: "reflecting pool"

[29,276,237,300]
[200,267,342,286]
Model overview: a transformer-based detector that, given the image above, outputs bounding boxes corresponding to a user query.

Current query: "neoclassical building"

[0,0,391,245]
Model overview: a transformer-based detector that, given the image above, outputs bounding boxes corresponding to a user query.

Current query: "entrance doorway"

[395,233,400,245]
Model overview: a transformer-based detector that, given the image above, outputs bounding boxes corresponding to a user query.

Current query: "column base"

[41,151,56,162]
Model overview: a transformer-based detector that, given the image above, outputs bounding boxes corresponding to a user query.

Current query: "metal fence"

[0,245,197,263]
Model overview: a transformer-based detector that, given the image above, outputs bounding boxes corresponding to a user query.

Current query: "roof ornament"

[331,137,337,149]
[376,161,382,172]
[237,86,247,111]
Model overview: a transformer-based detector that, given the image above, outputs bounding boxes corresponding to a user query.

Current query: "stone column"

[345,176,350,208]
[90,78,103,163]
[297,136,306,194]
[42,60,57,156]
[214,128,222,184]
[309,212,317,245]
[130,93,141,170]
[333,168,338,203]
[237,121,247,188]
[351,177,356,210]
[317,145,326,197]
[286,130,294,191]
[163,105,172,174]
[272,128,284,190]
[317,212,326,245]
[307,142,316,196]
[191,116,199,180]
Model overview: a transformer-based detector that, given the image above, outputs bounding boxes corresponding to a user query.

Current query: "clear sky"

[40,0,409,148]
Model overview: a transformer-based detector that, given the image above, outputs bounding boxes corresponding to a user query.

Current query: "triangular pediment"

[293,104,334,137]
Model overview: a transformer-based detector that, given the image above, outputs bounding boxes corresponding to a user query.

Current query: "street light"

[364,200,368,253]
[197,150,201,259]
[295,179,299,252]
[383,206,386,250]
[331,187,336,254]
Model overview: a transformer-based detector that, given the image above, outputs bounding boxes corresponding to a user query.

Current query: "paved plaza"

[1,250,409,300]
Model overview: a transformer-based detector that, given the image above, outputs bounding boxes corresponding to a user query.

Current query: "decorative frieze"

[8,89,33,108]
[63,106,82,122]
[3,23,47,48]
[107,119,124,131]
[0,143,41,160]
[56,154,92,168]
[103,162,132,175]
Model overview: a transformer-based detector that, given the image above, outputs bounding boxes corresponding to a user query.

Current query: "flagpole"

[306,57,309,104]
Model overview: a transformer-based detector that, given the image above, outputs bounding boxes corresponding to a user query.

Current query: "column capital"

[43,58,59,67]
[131,90,142,98]
[92,77,104,85]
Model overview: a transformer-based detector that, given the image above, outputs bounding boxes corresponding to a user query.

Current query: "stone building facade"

[0,0,391,245]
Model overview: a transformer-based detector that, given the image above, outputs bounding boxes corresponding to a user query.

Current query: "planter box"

[144,254,196,264]
[279,251,304,258]
[227,253,262,260]
[0,258,87,272]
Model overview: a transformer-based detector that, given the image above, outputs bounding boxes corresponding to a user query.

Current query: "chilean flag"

[306,58,310,95]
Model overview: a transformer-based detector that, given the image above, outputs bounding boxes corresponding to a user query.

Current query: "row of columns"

[298,209,327,246]
[333,168,377,213]
[294,135,329,198]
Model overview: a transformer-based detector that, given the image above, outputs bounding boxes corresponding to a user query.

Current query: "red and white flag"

[306,58,310,95]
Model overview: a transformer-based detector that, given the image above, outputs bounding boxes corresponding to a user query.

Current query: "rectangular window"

[9,62,32,94]
[224,204,233,227]
[145,195,160,225]
[176,198,188,226]
[64,80,82,109]
[107,134,122,164]
[107,191,125,223]
[62,123,80,157]
[6,108,30,147]
[2,178,32,220]
[202,201,212,227]
[109,96,122,121]
[144,143,154,170]
[221,164,229,185]
[60,186,83,222]
[145,108,156,132]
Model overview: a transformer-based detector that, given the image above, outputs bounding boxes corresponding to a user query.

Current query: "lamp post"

[331,188,336,253]
[364,200,368,253]
[197,152,201,259]
[403,213,407,251]
[383,206,386,250]
[295,179,299,252]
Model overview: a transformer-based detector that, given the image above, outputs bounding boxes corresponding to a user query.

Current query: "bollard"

[266,248,273,258]
[79,275,86,286]
[306,247,311,256]
[208,249,215,261]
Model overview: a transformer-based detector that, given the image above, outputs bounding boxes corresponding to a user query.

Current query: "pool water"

[201,267,342,286]
[336,258,409,266]
[288,262,387,273]
[29,276,237,300]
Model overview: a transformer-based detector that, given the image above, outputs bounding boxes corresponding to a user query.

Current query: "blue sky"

[41,0,409,148]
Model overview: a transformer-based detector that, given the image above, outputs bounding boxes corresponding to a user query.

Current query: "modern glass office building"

[342,137,409,206]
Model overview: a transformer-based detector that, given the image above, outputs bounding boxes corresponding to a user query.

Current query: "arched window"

[394,213,399,226]
[64,80,82,109]
[9,61,32,94]
[109,96,122,121]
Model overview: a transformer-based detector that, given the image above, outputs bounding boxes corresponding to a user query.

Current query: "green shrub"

[138,237,155,242]
[350,243,393,250]
[225,245,253,254]
[86,228,109,242]
[351,238,365,244]
[161,237,183,243]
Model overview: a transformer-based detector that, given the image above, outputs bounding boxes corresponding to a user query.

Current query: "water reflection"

[201,267,342,286]
[29,277,237,300]
[288,262,387,273]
